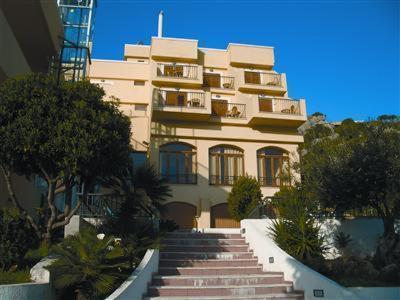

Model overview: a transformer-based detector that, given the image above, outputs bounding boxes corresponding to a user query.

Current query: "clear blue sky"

[91,0,399,121]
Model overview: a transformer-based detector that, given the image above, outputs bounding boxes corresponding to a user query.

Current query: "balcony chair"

[227,106,241,118]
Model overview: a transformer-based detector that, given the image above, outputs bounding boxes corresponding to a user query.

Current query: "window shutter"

[245,71,261,84]
[259,98,273,112]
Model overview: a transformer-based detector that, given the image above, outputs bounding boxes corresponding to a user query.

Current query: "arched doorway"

[163,202,197,230]
[210,203,240,228]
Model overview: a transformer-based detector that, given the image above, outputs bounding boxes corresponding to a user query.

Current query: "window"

[131,152,148,170]
[257,147,290,187]
[134,80,145,86]
[209,145,244,185]
[244,71,261,84]
[165,91,187,106]
[203,73,221,88]
[160,143,197,184]
[135,104,147,111]
[259,97,273,112]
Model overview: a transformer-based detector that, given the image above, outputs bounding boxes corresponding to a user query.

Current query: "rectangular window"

[203,73,221,88]
[244,71,261,84]
[134,80,145,86]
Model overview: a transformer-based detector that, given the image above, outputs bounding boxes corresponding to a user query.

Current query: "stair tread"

[161,251,251,254]
[159,266,262,269]
[144,293,303,299]
[160,258,257,261]
[149,283,292,289]
[163,238,245,241]
[153,274,283,279]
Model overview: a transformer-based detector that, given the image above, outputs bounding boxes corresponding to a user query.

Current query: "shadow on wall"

[160,164,237,229]
[323,218,400,259]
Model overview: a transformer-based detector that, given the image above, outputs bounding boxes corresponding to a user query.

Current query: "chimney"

[158,10,164,38]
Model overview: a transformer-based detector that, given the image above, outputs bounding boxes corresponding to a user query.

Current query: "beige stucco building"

[88,36,307,229]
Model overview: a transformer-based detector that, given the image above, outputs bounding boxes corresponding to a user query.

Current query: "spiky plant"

[46,229,132,300]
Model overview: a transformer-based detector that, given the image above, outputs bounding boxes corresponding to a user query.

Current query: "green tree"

[300,116,400,264]
[227,176,262,221]
[46,229,132,300]
[0,74,132,243]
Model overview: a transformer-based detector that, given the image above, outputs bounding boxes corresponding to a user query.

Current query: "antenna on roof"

[158,10,164,37]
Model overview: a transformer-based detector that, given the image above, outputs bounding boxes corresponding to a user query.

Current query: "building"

[0,0,63,83]
[87,15,307,229]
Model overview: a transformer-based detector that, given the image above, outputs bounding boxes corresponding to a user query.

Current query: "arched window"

[209,145,244,185]
[160,142,197,184]
[257,147,290,187]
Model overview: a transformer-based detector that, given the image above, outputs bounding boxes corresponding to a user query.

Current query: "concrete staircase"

[144,231,303,299]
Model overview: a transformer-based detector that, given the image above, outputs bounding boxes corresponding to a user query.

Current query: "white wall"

[106,249,159,300]
[241,219,400,300]
[321,218,387,258]
[242,219,362,300]
[0,257,56,300]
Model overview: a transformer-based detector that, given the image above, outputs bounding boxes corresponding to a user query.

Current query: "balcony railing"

[203,74,235,89]
[209,175,240,186]
[161,173,197,184]
[79,193,122,217]
[155,89,206,108]
[157,63,198,80]
[211,101,246,118]
[259,98,301,115]
[258,177,290,187]
[244,71,282,86]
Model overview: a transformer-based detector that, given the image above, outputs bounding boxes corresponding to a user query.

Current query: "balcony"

[239,71,287,95]
[259,98,301,115]
[211,101,246,119]
[152,89,211,121]
[161,173,197,184]
[152,63,203,87]
[249,96,307,127]
[209,175,240,186]
[203,74,235,90]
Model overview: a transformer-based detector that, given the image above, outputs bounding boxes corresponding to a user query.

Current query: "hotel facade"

[87,36,307,229]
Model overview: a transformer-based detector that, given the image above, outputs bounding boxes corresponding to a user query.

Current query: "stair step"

[144,293,304,300]
[148,283,293,297]
[152,274,284,286]
[158,266,263,276]
[162,245,248,252]
[159,258,258,268]
[162,238,247,246]
[160,251,255,260]
[164,233,242,239]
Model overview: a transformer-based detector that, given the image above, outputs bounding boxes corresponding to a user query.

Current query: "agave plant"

[269,187,327,262]
[46,229,133,300]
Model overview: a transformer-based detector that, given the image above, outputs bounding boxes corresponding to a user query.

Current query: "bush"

[227,176,262,221]
[269,187,327,262]
[46,228,134,300]
[0,269,31,284]
[0,208,38,271]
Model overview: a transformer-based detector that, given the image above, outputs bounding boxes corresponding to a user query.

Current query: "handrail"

[259,97,301,115]
[157,63,198,80]
[155,89,206,108]
[211,101,246,118]
[203,74,235,89]
[209,175,241,186]
[244,71,282,86]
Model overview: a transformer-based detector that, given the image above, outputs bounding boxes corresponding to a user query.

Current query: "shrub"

[269,187,327,262]
[0,208,38,271]
[227,176,262,221]
[0,269,31,284]
[46,228,133,300]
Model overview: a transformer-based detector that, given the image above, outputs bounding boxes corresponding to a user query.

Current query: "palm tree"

[46,229,132,300]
